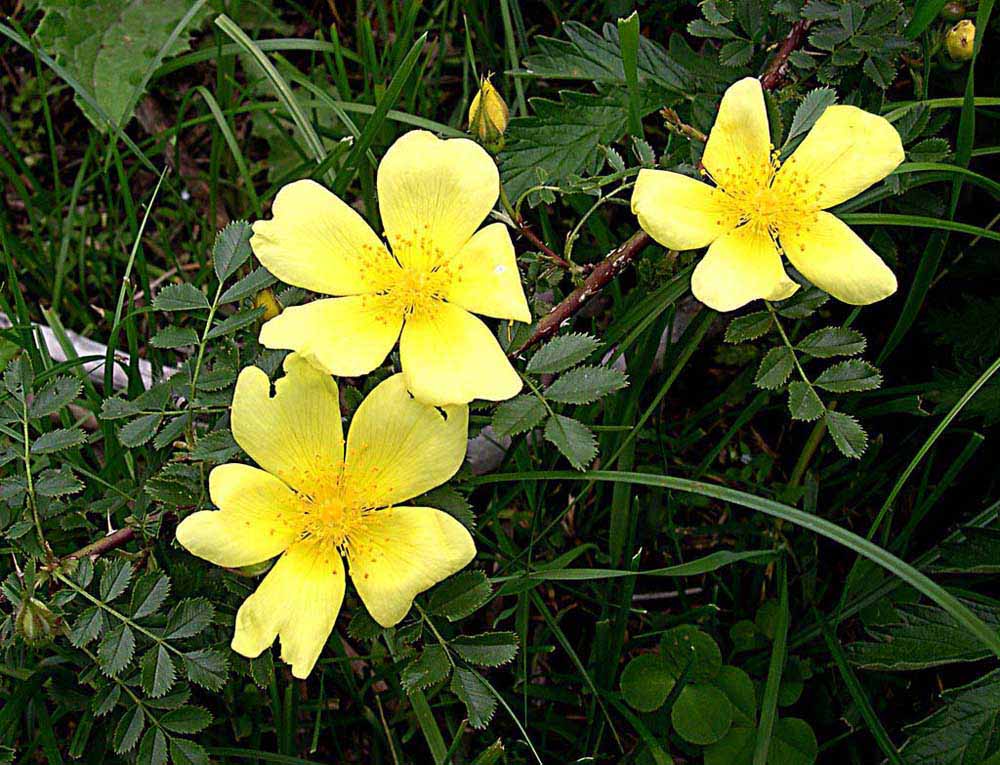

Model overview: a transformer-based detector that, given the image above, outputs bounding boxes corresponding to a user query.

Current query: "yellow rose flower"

[631,77,904,311]
[175,353,475,678]
[250,130,531,406]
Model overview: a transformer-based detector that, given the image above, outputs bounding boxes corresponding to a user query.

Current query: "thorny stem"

[760,20,813,91]
[498,184,576,271]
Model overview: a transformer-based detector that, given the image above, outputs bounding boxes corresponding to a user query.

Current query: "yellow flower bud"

[946,20,975,61]
[468,76,509,152]
[253,288,282,321]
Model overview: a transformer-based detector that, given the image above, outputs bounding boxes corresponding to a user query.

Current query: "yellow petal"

[345,374,468,507]
[774,105,904,210]
[231,353,344,493]
[780,211,897,305]
[176,464,303,568]
[631,169,738,250]
[445,223,530,323]
[691,225,798,312]
[400,302,521,405]
[231,539,345,679]
[702,77,773,195]
[377,131,499,268]
[251,179,395,295]
[259,295,403,378]
[348,506,475,627]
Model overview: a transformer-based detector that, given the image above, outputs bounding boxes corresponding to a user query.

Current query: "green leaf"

[160,706,213,735]
[31,427,86,454]
[152,283,210,312]
[92,683,120,717]
[754,347,795,390]
[97,624,135,676]
[725,311,773,343]
[428,571,492,621]
[719,39,753,66]
[35,466,83,496]
[899,669,1000,764]
[814,360,882,392]
[131,574,171,619]
[418,485,475,530]
[182,648,228,691]
[28,376,82,418]
[620,653,675,712]
[933,528,1000,574]
[137,728,168,765]
[100,396,142,420]
[787,382,824,421]
[213,221,253,282]
[145,463,203,507]
[544,414,597,470]
[796,327,866,358]
[401,645,451,691]
[491,394,546,438]
[169,738,210,765]
[218,267,277,304]
[189,429,240,464]
[451,632,519,667]
[660,625,723,682]
[69,607,104,647]
[117,413,163,448]
[672,684,734,745]
[450,667,497,729]
[705,718,818,765]
[785,87,837,144]
[99,559,133,601]
[545,365,628,405]
[149,326,199,349]
[527,333,601,374]
[141,645,176,698]
[908,137,951,163]
[713,665,757,727]
[112,705,144,754]
[165,598,215,639]
[205,306,265,340]
[825,410,868,459]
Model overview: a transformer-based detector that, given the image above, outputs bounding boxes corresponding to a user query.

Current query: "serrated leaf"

[97,624,135,676]
[100,397,142,420]
[35,466,83,497]
[219,267,277,304]
[152,283,210,312]
[205,306,265,340]
[814,360,882,392]
[908,137,951,163]
[160,705,213,734]
[145,686,192,711]
[117,413,163,448]
[28,376,82,418]
[786,88,837,144]
[725,312,773,343]
[131,574,171,619]
[347,610,383,641]
[544,414,597,470]
[491,395,546,438]
[863,54,895,89]
[213,221,253,282]
[145,463,203,507]
[545,365,628,405]
[188,429,240,464]
[149,326,199,349]
[153,415,188,451]
[100,559,133,601]
[451,667,497,729]
[796,327,866,358]
[527,333,601,374]
[776,287,828,318]
[754,347,795,390]
[419,485,475,530]
[825,410,867,459]
[934,528,1000,574]
[137,728,168,765]
[428,571,492,621]
[787,382,825,421]
[169,738,210,765]
[719,39,753,66]
[402,645,452,691]
[113,705,144,754]
[141,645,176,698]
[70,607,104,647]
[92,683,121,717]
[452,632,519,667]
[182,648,228,691]
[31,427,87,455]
[165,598,215,639]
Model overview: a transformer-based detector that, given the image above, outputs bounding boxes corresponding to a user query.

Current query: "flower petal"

[631,169,738,250]
[231,353,345,494]
[259,295,403,378]
[774,105,904,210]
[344,374,468,508]
[702,77,773,195]
[251,179,395,295]
[348,506,475,627]
[231,539,345,679]
[176,464,303,568]
[445,223,531,322]
[781,211,897,305]
[400,302,521,405]
[691,225,798,312]
[377,131,499,268]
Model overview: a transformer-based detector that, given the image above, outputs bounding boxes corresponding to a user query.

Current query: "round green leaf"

[713,665,757,727]
[620,654,675,712]
[670,684,733,745]
[770,718,818,764]
[660,625,722,682]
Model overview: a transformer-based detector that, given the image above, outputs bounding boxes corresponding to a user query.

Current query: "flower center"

[300,490,366,549]
[383,265,451,318]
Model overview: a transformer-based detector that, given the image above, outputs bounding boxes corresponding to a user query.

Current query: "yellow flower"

[250,130,531,406]
[175,353,475,678]
[946,20,975,61]
[631,77,904,311]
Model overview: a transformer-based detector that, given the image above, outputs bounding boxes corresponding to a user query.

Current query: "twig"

[513,230,652,356]
[760,20,813,91]
[660,108,707,143]
[63,513,171,561]
[514,212,576,271]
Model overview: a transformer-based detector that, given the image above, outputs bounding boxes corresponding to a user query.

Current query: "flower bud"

[940,1,965,21]
[253,288,282,321]
[15,597,58,643]
[468,77,509,153]
[946,20,975,61]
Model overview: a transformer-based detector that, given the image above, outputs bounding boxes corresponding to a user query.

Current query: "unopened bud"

[253,288,282,321]
[15,597,58,643]
[940,1,965,20]
[946,20,975,61]
[468,77,509,153]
